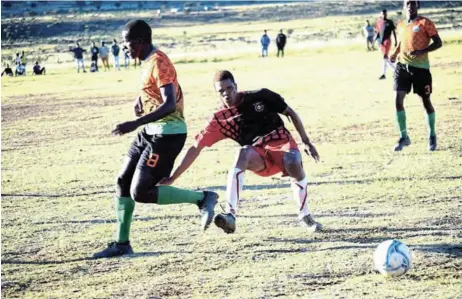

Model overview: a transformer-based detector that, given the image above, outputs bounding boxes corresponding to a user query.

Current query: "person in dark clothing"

[276,29,287,58]
[1,64,14,76]
[70,42,87,73]
[375,9,397,79]
[90,41,100,72]
[33,61,46,75]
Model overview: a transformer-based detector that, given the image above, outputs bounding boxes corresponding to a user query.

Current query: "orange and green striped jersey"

[397,16,438,69]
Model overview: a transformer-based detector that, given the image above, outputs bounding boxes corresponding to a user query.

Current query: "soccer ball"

[374,240,412,277]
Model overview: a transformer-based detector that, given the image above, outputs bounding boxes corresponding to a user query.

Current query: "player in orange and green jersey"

[390,0,442,152]
[93,20,218,259]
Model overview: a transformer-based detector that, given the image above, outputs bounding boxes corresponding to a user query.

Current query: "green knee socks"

[157,186,204,205]
[116,196,135,244]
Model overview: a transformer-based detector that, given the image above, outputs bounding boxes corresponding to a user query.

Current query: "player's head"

[16,53,19,57]
[404,0,419,19]
[280,29,283,33]
[264,30,267,34]
[76,42,80,47]
[381,9,387,19]
[113,38,117,44]
[214,70,239,107]
[35,61,39,65]
[366,20,370,25]
[92,41,96,47]
[102,41,105,46]
[122,20,152,59]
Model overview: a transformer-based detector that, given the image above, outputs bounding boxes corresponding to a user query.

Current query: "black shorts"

[393,62,432,97]
[127,130,186,185]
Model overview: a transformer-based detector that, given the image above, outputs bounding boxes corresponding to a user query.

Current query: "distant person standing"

[123,45,130,69]
[390,0,442,152]
[32,61,46,75]
[14,51,25,66]
[90,41,100,71]
[276,29,287,57]
[364,20,375,51]
[376,9,397,79]
[260,30,270,58]
[111,39,121,71]
[1,64,14,76]
[100,41,110,71]
[70,42,87,73]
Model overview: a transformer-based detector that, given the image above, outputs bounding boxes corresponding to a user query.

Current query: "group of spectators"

[260,29,287,58]
[1,51,46,77]
[69,39,139,73]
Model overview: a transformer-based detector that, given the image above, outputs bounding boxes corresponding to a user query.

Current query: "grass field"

[2,5,462,299]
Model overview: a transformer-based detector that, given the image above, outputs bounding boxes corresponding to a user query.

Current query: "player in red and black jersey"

[160,70,322,234]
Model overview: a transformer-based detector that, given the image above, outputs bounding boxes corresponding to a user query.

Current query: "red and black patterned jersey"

[196,88,289,147]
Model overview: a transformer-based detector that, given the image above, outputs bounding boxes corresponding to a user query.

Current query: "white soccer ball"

[374,240,412,277]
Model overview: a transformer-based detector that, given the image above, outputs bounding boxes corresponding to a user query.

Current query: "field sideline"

[2,10,462,299]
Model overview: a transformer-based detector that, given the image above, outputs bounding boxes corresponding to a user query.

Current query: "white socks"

[226,168,245,216]
[383,58,396,75]
[291,177,310,219]
[382,58,388,75]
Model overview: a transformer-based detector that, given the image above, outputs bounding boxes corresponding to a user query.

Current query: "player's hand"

[409,49,425,58]
[303,142,320,162]
[134,96,143,117]
[158,176,175,186]
[112,120,139,136]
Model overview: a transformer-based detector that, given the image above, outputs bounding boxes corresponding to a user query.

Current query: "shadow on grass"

[204,175,462,191]
[1,257,93,265]
[1,251,181,265]
[3,175,460,198]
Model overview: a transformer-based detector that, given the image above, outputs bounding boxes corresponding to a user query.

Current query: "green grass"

[2,10,462,299]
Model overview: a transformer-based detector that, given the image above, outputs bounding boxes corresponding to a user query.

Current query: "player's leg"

[130,133,218,230]
[393,63,412,151]
[282,149,322,232]
[214,145,265,234]
[93,133,145,258]
[412,67,436,151]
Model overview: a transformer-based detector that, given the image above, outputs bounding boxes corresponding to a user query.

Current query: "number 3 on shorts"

[425,85,431,95]
[146,153,160,168]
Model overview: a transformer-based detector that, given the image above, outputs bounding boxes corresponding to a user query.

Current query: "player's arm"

[112,83,176,135]
[390,41,401,63]
[160,142,205,185]
[392,28,397,47]
[282,106,320,162]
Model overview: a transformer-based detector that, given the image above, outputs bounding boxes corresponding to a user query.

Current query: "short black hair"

[214,70,235,83]
[124,20,152,43]
[382,9,387,13]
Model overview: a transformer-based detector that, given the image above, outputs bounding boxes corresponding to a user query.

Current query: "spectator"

[260,30,270,58]
[276,29,287,58]
[364,20,376,51]
[100,41,110,71]
[122,45,130,69]
[32,61,46,75]
[14,51,24,66]
[69,42,87,73]
[90,41,100,71]
[15,63,26,76]
[111,39,121,71]
[1,64,14,76]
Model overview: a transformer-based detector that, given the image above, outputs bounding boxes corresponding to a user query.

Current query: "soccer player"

[93,20,218,258]
[160,70,322,234]
[376,9,397,79]
[390,0,442,151]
